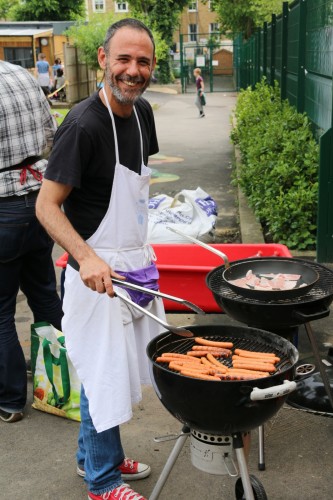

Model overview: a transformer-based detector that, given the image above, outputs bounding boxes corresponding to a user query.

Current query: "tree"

[66,13,169,85]
[66,14,114,73]
[128,0,190,83]
[11,0,85,21]
[0,0,19,20]
[210,0,291,39]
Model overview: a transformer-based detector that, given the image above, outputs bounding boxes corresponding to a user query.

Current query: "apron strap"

[133,106,144,165]
[102,86,143,165]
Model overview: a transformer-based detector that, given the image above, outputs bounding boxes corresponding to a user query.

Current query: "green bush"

[231,79,319,250]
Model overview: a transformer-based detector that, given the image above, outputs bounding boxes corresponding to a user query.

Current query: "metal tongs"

[114,290,195,338]
[166,226,231,268]
[111,278,204,315]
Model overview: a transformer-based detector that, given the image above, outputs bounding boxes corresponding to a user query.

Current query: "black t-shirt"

[45,91,159,239]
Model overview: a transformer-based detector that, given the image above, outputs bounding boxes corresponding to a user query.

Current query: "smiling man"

[36,18,166,500]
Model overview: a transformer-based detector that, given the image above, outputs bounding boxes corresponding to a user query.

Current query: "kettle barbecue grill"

[147,324,299,500]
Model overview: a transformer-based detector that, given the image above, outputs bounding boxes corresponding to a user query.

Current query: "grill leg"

[304,322,333,410]
[149,426,190,500]
[258,425,265,470]
[233,433,256,500]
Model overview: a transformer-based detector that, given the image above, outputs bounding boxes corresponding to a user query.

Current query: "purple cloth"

[116,263,159,307]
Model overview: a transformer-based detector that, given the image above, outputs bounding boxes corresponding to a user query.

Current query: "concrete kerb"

[233,147,265,245]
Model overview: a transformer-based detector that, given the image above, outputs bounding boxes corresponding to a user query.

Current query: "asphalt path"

[2,89,333,500]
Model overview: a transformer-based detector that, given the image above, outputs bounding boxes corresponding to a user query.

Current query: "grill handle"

[292,306,330,322]
[250,380,297,401]
[166,226,230,268]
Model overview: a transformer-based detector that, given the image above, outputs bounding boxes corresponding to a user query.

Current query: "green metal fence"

[236,0,333,262]
[179,33,237,93]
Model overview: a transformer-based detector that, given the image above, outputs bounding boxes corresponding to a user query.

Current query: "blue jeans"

[77,386,124,494]
[0,192,63,413]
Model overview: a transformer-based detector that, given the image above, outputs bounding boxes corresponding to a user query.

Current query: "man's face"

[98,27,155,105]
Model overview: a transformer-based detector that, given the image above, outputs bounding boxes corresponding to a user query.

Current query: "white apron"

[62,88,166,433]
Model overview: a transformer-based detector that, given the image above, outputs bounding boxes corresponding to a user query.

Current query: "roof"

[0,26,53,37]
[0,21,75,37]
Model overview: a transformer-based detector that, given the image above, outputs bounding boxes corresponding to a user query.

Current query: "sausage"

[168,360,204,370]
[160,353,201,363]
[187,350,228,357]
[232,361,276,372]
[180,369,221,381]
[232,357,276,368]
[232,354,279,365]
[194,337,234,349]
[227,368,268,377]
[200,357,228,374]
[234,349,280,362]
[156,356,200,364]
[191,346,232,356]
[206,353,229,370]
[219,373,265,381]
[174,364,211,375]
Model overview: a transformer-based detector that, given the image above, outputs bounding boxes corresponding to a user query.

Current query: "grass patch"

[52,108,70,126]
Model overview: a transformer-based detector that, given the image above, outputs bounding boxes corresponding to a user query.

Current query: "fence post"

[262,22,267,78]
[280,1,289,100]
[297,0,307,113]
[180,34,185,94]
[209,38,214,92]
[255,29,261,84]
[270,14,276,85]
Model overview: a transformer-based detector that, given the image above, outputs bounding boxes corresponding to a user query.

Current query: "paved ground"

[2,89,333,500]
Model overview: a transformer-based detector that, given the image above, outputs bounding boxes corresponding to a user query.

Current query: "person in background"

[52,57,64,78]
[35,53,52,97]
[55,68,65,90]
[52,68,66,101]
[36,18,166,500]
[193,67,206,118]
[0,61,63,424]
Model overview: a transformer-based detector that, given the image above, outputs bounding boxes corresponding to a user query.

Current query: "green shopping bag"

[31,322,81,421]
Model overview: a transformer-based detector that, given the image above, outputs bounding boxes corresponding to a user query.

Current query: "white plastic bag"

[147,187,218,243]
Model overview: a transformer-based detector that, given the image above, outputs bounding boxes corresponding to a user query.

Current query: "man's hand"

[79,254,126,297]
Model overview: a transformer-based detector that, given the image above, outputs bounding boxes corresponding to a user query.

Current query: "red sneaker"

[119,458,151,480]
[77,458,151,481]
[88,483,147,499]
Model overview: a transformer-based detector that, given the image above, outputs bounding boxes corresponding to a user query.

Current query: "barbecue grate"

[208,259,333,306]
[154,332,292,376]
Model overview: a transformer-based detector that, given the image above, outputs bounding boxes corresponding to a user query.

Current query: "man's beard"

[105,65,151,105]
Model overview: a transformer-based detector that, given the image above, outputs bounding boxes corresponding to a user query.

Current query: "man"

[0,61,63,423]
[36,18,166,500]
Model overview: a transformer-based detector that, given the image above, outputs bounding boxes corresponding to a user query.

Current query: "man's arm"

[36,179,124,295]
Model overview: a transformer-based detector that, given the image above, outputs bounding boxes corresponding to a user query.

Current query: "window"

[93,0,105,12]
[188,1,197,12]
[189,24,197,42]
[4,47,33,69]
[115,1,128,12]
[209,23,220,35]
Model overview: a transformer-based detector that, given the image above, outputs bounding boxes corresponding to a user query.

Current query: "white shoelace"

[105,484,145,500]
[122,458,134,470]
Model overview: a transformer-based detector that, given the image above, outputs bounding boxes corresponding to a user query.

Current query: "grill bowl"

[147,324,298,434]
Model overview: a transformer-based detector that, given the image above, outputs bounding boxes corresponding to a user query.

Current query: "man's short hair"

[103,18,155,58]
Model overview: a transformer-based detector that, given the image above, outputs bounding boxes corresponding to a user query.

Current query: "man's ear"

[98,47,106,70]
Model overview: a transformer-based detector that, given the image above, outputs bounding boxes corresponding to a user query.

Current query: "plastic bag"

[147,187,218,243]
[31,322,81,421]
